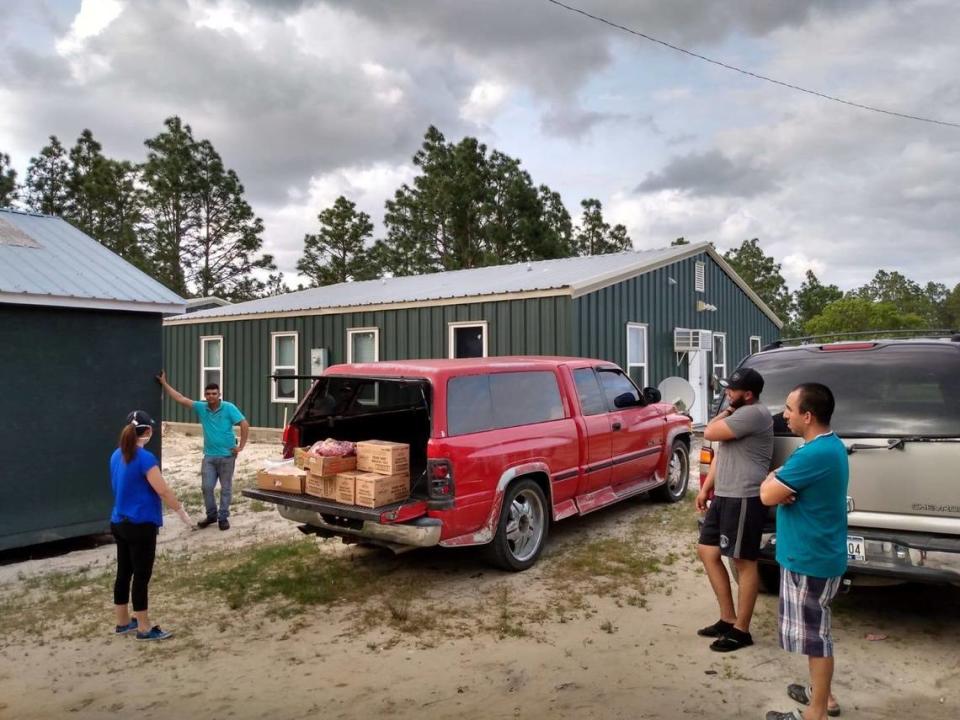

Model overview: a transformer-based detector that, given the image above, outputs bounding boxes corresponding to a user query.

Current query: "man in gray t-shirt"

[695,367,774,653]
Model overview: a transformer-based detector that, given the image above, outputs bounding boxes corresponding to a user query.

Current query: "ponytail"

[119,424,139,463]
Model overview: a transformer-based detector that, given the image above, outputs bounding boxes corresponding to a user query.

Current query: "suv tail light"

[281,425,300,459]
[427,459,455,499]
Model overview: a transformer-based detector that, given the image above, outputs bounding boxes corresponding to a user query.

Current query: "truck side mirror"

[613,392,640,408]
[642,387,661,404]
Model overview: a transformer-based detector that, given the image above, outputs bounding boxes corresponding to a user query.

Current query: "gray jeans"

[201,455,237,521]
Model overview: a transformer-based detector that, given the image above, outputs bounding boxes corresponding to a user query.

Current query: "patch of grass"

[249,500,271,513]
[180,539,391,611]
[599,619,617,634]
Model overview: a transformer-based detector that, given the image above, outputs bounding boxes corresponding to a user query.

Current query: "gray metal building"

[163,242,781,429]
[0,209,184,551]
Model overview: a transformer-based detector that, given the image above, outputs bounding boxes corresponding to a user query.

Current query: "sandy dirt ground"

[0,432,958,720]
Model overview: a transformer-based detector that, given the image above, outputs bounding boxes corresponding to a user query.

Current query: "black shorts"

[698,495,767,560]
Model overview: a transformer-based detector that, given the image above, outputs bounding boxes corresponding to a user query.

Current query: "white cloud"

[55,0,124,55]
[460,81,509,125]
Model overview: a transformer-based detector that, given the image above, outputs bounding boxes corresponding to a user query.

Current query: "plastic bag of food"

[308,438,356,457]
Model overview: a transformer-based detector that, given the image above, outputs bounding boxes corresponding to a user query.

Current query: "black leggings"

[111,521,158,612]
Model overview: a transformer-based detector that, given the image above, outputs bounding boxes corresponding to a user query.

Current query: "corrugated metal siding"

[163,296,572,427]
[571,251,780,386]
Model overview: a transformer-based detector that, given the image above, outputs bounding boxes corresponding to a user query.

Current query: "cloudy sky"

[2,0,959,291]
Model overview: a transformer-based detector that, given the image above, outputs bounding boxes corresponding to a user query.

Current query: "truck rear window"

[741,345,960,438]
[306,376,429,418]
[446,371,565,436]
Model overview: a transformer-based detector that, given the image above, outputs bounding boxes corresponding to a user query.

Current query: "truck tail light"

[699,446,714,492]
[427,459,455,499]
[281,425,300,459]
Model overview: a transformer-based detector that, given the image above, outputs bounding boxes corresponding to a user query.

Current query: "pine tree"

[297,195,375,286]
[723,238,792,322]
[0,152,17,207]
[573,198,631,255]
[25,136,69,215]
[189,139,274,300]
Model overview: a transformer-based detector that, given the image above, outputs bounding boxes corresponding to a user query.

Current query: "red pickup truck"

[243,357,692,570]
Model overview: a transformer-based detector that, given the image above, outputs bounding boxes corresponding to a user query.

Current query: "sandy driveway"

[0,432,957,719]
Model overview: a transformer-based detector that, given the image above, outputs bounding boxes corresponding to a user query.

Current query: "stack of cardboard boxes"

[333,440,410,508]
[258,439,410,510]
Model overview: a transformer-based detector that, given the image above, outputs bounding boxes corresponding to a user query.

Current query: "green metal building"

[0,209,185,551]
[163,242,781,428]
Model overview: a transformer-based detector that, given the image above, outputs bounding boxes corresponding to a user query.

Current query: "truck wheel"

[485,478,549,572]
[653,440,689,503]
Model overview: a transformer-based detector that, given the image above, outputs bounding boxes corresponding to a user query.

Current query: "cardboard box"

[335,470,365,505]
[256,467,306,494]
[306,454,357,476]
[356,440,410,475]
[293,446,309,469]
[305,473,338,500]
[353,471,410,508]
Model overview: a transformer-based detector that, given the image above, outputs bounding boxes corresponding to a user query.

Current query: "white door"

[687,347,712,426]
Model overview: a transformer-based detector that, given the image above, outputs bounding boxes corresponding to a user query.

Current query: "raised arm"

[156,370,195,410]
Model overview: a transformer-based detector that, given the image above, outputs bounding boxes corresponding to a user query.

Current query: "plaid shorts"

[778,570,842,657]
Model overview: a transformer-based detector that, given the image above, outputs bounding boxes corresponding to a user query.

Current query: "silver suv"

[703,335,960,591]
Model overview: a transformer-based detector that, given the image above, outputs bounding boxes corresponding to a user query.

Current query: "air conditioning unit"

[674,328,712,352]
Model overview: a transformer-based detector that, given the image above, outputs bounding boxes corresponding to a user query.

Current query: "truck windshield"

[741,345,960,438]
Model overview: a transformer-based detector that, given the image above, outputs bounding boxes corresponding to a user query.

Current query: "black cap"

[719,368,764,396]
[126,410,155,429]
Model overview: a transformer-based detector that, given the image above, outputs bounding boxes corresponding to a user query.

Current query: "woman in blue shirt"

[111,410,193,641]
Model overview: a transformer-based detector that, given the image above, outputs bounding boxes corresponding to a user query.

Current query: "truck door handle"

[612,422,622,431]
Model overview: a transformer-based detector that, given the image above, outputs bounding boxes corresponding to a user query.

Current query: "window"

[446,371,564,436]
[626,323,648,388]
[750,336,762,355]
[347,328,380,404]
[200,336,223,394]
[271,332,298,403]
[742,345,960,438]
[712,332,727,399]
[448,321,488,359]
[573,368,608,416]
[597,367,640,408]
[695,261,705,292]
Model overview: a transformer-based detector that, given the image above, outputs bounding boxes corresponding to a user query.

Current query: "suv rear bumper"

[277,505,442,548]
[759,529,960,586]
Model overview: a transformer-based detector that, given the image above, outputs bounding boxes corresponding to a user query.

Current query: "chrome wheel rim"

[667,448,688,497]
[504,489,545,562]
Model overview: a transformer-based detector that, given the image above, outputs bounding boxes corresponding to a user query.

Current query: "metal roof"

[0,209,185,314]
[167,241,781,326]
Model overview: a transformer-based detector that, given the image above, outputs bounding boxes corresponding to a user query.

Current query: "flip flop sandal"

[709,629,753,652]
[787,683,841,717]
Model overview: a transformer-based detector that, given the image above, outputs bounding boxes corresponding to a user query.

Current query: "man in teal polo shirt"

[157,371,250,531]
[761,382,849,720]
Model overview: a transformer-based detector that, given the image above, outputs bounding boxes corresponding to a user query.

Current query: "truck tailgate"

[241,488,428,524]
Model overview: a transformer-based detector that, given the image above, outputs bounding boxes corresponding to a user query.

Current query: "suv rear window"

[741,345,960,438]
[447,371,564,436]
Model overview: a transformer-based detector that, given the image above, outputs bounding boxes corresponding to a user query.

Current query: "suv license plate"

[847,535,865,562]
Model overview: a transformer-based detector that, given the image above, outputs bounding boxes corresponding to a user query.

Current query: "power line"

[545,0,960,129]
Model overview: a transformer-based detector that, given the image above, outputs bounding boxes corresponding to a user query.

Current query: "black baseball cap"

[126,410,156,429]
[719,368,764,396]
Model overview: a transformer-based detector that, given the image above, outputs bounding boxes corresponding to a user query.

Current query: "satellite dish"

[657,376,696,413]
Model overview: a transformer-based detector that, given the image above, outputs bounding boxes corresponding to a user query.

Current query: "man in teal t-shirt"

[761,383,848,720]
[157,371,250,531]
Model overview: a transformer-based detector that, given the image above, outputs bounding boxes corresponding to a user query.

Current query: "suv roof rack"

[762,328,960,351]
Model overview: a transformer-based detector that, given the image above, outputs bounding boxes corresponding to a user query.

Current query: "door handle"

[612,422,622,431]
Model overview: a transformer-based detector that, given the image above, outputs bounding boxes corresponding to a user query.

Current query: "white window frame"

[447,321,489,359]
[200,335,223,396]
[750,336,762,355]
[626,322,649,389]
[712,331,727,399]
[695,261,705,293]
[346,327,380,363]
[271,331,299,404]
